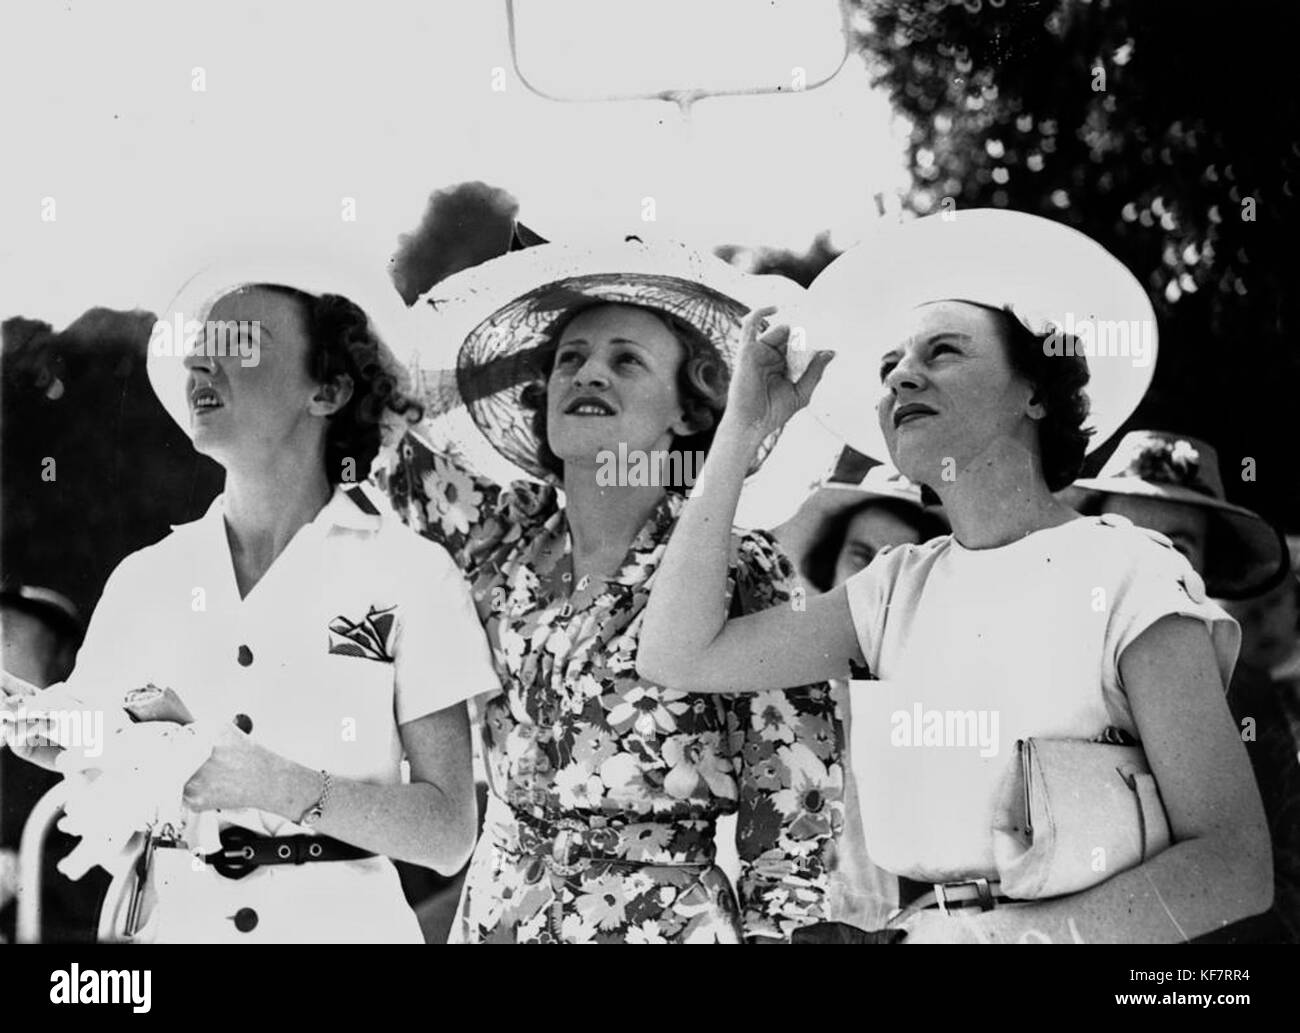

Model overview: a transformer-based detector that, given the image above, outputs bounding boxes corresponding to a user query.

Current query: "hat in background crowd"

[0,584,83,685]
[774,450,948,592]
[1062,430,1290,601]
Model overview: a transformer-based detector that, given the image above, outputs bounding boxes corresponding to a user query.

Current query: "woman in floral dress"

[384,239,844,943]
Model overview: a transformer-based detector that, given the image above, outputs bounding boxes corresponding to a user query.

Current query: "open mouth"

[564,395,616,417]
[893,402,937,428]
[190,385,224,414]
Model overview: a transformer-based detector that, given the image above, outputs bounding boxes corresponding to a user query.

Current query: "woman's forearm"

[263,758,477,875]
[638,417,763,685]
[962,833,1272,944]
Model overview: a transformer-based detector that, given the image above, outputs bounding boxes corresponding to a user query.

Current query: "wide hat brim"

[1062,478,1291,599]
[799,209,1158,465]
[147,244,416,441]
[405,236,836,527]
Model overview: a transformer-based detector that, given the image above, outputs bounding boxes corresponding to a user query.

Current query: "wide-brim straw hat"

[404,235,841,526]
[1061,430,1290,599]
[147,239,416,442]
[799,208,1158,465]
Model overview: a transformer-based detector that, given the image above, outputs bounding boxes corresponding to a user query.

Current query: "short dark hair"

[263,286,422,485]
[805,497,947,592]
[982,304,1093,492]
[518,302,730,491]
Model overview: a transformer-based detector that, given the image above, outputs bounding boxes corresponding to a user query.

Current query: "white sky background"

[0,0,910,524]
[0,0,909,327]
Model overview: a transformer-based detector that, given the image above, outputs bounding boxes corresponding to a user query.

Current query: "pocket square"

[328,605,397,662]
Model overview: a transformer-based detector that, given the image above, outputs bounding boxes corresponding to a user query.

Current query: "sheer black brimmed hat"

[404,235,818,492]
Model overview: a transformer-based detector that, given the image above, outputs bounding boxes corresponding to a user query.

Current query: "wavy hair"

[263,286,422,485]
[981,304,1094,492]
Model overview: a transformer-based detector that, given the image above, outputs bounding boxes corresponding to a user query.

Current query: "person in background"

[1066,435,1297,941]
[1222,543,1300,941]
[772,459,948,939]
[0,586,104,941]
[780,457,950,595]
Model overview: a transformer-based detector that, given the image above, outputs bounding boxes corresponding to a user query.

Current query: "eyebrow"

[881,331,973,362]
[557,337,650,351]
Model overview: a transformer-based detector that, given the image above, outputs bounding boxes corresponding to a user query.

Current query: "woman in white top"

[3,254,498,942]
[638,211,1271,943]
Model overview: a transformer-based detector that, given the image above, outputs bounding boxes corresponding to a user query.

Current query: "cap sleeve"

[1103,523,1241,726]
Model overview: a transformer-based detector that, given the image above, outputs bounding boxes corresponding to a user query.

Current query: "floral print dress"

[383,431,845,943]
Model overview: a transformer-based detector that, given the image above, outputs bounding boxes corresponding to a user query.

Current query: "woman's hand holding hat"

[724,305,835,446]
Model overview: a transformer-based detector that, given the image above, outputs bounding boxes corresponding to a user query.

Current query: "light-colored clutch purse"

[991,738,1171,900]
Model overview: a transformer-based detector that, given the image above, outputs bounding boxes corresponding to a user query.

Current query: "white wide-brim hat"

[147,239,418,440]
[404,234,841,527]
[800,209,1158,465]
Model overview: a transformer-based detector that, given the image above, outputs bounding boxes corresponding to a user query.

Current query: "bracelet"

[300,770,333,828]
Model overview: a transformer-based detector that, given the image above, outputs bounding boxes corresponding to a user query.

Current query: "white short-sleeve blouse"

[842,513,1239,883]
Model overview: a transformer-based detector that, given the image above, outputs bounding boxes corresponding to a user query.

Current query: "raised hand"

[724,305,835,442]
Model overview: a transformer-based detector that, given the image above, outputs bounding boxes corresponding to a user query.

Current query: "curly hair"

[262,285,423,485]
[518,301,730,491]
[980,304,1094,492]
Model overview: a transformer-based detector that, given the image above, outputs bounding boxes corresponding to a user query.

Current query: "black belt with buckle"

[201,826,376,880]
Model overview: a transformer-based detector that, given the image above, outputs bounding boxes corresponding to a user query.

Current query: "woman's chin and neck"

[559,452,672,559]
[907,433,1077,551]
[208,433,333,552]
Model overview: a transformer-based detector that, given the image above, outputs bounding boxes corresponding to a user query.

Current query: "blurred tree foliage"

[842,0,1300,527]
[1,311,223,619]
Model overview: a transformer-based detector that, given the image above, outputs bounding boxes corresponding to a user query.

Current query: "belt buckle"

[544,817,588,878]
[207,827,259,881]
[935,877,995,915]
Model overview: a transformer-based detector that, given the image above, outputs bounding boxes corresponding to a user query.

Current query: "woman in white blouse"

[3,253,498,941]
[638,211,1271,944]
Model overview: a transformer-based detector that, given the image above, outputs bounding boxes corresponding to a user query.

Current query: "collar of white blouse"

[177,484,385,607]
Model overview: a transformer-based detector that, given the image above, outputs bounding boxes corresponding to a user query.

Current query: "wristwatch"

[300,770,332,829]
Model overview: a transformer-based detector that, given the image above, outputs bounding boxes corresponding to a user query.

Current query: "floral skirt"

[452,799,743,944]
